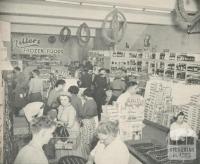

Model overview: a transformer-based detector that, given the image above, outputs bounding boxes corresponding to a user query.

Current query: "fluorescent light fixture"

[116,6,143,11]
[117,6,171,13]
[45,0,80,5]
[82,2,113,8]
[145,9,171,14]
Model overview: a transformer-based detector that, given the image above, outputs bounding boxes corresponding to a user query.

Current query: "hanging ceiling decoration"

[48,35,56,43]
[77,23,90,46]
[173,0,200,33]
[59,26,71,43]
[102,9,127,46]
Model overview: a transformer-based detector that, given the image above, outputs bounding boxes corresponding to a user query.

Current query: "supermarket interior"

[0,0,200,164]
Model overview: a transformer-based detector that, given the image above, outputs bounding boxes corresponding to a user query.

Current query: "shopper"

[79,69,92,88]
[120,68,129,85]
[12,66,28,116]
[28,69,43,102]
[68,85,83,120]
[75,65,84,79]
[57,94,80,132]
[56,95,91,160]
[49,72,57,90]
[170,112,197,143]
[116,81,144,108]
[47,79,66,109]
[105,69,111,86]
[93,68,108,120]
[86,120,129,164]
[83,60,93,71]
[23,102,45,123]
[14,116,56,164]
[108,72,126,105]
[80,88,98,147]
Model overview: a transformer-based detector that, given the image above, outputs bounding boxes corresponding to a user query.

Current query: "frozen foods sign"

[22,48,64,55]
[11,34,64,55]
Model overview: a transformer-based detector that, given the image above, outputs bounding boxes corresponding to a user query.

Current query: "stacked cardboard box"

[102,102,144,141]
[182,94,200,133]
[145,81,174,128]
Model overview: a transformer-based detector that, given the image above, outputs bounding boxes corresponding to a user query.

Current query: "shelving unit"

[10,54,69,99]
[88,50,200,84]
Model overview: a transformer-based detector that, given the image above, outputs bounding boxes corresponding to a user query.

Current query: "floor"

[129,154,142,164]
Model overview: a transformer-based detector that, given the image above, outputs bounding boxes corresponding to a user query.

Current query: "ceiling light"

[116,6,143,11]
[82,2,113,8]
[45,0,80,5]
[145,9,171,14]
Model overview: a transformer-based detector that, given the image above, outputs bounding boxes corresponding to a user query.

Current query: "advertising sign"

[11,34,64,55]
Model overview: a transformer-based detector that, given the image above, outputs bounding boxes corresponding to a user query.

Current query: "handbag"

[55,124,69,142]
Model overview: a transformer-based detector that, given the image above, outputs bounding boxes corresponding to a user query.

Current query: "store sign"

[23,48,64,55]
[13,36,40,48]
[12,34,64,55]
[168,145,196,160]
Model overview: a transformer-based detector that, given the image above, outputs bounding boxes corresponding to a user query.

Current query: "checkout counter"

[126,119,200,164]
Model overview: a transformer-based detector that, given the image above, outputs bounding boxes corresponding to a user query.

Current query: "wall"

[11,23,200,63]
[94,23,200,53]
[11,33,94,64]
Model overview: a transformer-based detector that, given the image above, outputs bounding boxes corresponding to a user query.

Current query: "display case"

[10,53,66,98]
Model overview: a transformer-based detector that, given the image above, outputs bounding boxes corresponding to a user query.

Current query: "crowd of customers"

[11,63,136,164]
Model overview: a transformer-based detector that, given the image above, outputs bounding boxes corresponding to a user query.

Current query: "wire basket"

[53,131,81,150]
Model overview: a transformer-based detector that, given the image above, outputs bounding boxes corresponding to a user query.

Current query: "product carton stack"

[182,94,200,133]
[101,104,119,121]
[102,101,145,141]
[144,81,173,127]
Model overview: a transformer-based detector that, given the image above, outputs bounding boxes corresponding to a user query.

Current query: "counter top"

[125,139,160,164]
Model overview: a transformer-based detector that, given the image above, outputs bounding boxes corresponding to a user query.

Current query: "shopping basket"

[53,131,81,150]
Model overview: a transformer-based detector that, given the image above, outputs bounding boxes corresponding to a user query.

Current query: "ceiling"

[4,0,199,11]
[0,0,199,34]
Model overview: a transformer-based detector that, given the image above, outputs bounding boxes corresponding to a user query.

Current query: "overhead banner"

[11,33,64,55]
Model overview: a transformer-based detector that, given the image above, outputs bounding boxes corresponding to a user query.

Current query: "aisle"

[13,116,29,135]
[129,154,142,164]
